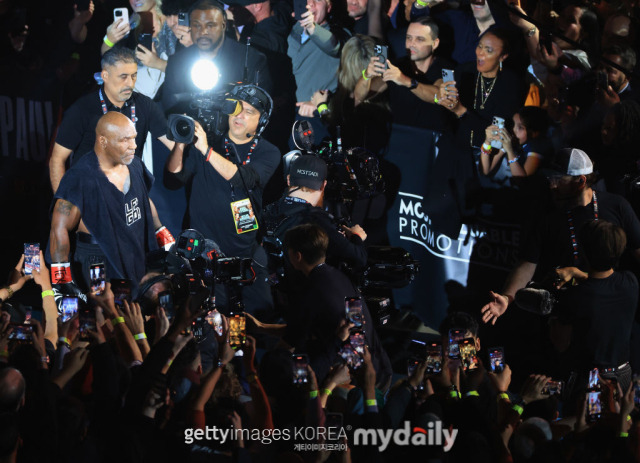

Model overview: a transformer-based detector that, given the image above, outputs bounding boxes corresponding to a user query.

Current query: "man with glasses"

[481,148,640,324]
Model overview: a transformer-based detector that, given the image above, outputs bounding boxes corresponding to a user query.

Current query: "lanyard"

[567,190,598,265]
[224,138,257,166]
[284,196,308,205]
[99,89,137,127]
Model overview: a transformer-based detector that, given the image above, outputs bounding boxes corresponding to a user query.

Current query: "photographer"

[164,84,280,314]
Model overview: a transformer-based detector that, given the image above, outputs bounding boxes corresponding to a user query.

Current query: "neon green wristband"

[362,69,370,81]
[415,0,430,6]
[366,399,377,406]
[465,391,479,397]
[41,290,54,298]
[322,388,333,396]
[309,390,319,399]
[449,390,461,399]
[134,333,147,340]
[620,432,629,438]
[498,392,510,401]
[111,316,125,327]
[512,404,524,415]
[317,103,329,114]
[433,94,439,104]
[103,35,115,48]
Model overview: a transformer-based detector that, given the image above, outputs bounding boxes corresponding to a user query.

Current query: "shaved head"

[0,368,25,412]
[95,112,138,166]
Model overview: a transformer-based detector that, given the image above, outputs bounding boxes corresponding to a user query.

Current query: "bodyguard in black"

[165,84,279,313]
[161,0,271,115]
[49,47,172,192]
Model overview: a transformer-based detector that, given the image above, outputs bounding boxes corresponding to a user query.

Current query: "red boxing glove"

[51,262,73,284]
[155,226,175,251]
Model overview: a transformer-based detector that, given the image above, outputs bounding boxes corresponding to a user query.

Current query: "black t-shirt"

[520,190,640,277]
[53,153,157,284]
[559,271,638,368]
[165,137,280,258]
[55,88,168,164]
[388,56,455,132]
[162,39,271,115]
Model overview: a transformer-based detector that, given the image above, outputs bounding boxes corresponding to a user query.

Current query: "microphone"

[246,133,252,138]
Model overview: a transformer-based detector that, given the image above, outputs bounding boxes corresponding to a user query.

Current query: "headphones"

[228,84,273,137]
[136,274,172,315]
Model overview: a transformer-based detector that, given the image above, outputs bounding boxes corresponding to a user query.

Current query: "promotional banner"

[384,124,520,328]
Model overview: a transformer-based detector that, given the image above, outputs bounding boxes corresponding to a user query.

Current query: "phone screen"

[588,368,599,390]
[634,381,640,407]
[110,279,132,307]
[339,330,365,370]
[90,263,106,296]
[407,359,425,390]
[178,11,189,26]
[448,329,464,359]
[426,342,443,374]
[23,243,40,275]
[460,338,479,371]
[587,391,602,422]
[79,310,96,340]
[542,380,563,396]
[345,297,363,328]
[292,354,309,385]
[488,347,505,373]
[229,313,246,348]
[206,309,224,336]
[61,296,79,322]
[9,324,34,343]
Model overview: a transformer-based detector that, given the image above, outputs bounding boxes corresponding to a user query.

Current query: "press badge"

[231,198,259,234]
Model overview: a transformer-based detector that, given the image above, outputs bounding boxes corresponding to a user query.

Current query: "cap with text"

[289,155,327,190]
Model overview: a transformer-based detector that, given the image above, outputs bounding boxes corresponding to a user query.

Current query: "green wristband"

[103,35,115,48]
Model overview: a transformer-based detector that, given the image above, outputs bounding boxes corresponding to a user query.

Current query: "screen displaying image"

[292,355,309,385]
[488,347,505,373]
[426,343,443,374]
[23,243,40,275]
[90,264,105,295]
[229,314,246,348]
[460,338,479,371]
[345,297,363,328]
[61,297,78,322]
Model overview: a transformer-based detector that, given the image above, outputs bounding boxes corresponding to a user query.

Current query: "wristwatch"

[409,78,419,90]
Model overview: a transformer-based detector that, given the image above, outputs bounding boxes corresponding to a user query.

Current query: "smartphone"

[542,380,563,396]
[23,243,40,275]
[114,8,129,26]
[79,310,97,340]
[374,45,389,69]
[158,290,175,321]
[61,296,79,322]
[345,297,364,329]
[206,309,224,336]
[110,279,132,308]
[8,324,33,343]
[90,263,106,296]
[460,338,479,371]
[587,391,602,422]
[138,32,152,51]
[426,342,443,374]
[596,70,608,90]
[588,368,599,390]
[191,315,208,343]
[634,381,640,407]
[292,354,309,385]
[24,309,32,324]
[490,116,505,149]
[488,347,505,373]
[294,0,307,21]
[339,330,365,370]
[448,328,465,359]
[407,359,425,391]
[178,11,189,27]
[228,313,246,349]
[540,32,554,55]
[442,69,455,83]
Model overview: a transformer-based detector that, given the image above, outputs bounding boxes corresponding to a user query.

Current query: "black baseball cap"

[289,156,327,190]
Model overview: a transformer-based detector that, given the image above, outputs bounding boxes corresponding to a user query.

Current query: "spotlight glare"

[191,60,220,91]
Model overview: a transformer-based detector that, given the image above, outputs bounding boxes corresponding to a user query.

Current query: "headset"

[228,84,273,137]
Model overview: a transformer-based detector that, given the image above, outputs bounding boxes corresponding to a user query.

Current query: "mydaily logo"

[353,420,458,452]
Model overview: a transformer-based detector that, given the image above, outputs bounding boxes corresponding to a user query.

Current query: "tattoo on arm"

[56,200,73,216]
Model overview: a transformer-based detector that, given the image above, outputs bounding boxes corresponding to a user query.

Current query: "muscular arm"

[149,199,163,230]
[49,143,73,193]
[50,199,82,262]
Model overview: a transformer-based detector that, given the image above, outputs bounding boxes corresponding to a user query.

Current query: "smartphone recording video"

[205,309,224,336]
[587,391,602,422]
[229,313,246,349]
[426,342,443,374]
[292,354,309,385]
[23,243,40,275]
[460,338,479,371]
[110,279,132,308]
[448,329,465,360]
[345,296,363,328]
[79,310,97,340]
[407,359,425,390]
[61,296,79,322]
[339,330,365,369]
[588,368,599,390]
[542,380,563,396]
[90,263,106,296]
[8,324,33,344]
[488,347,505,373]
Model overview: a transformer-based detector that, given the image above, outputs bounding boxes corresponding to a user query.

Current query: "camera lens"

[175,120,191,138]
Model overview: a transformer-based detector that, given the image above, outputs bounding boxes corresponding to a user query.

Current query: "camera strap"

[99,88,137,127]
[566,190,598,265]
[224,137,257,165]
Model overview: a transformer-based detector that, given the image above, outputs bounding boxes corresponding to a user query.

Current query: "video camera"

[167,94,242,142]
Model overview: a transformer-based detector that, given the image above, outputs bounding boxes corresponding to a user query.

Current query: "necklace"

[224,138,258,165]
[474,73,497,110]
[566,190,598,265]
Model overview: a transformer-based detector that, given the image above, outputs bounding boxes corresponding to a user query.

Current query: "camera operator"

[263,155,368,287]
[164,84,279,314]
[49,47,174,193]
[161,0,271,115]
[481,148,640,325]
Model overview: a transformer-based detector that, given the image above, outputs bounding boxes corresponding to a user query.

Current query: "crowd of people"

[4,0,640,460]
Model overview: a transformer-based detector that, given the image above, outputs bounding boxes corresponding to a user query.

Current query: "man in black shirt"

[161,0,271,115]
[558,220,637,392]
[482,148,640,324]
[354,16,453,132]
[49,47,173,192]
[164,84,279,313]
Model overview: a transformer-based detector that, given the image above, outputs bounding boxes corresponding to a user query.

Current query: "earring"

[499,61,503,71]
